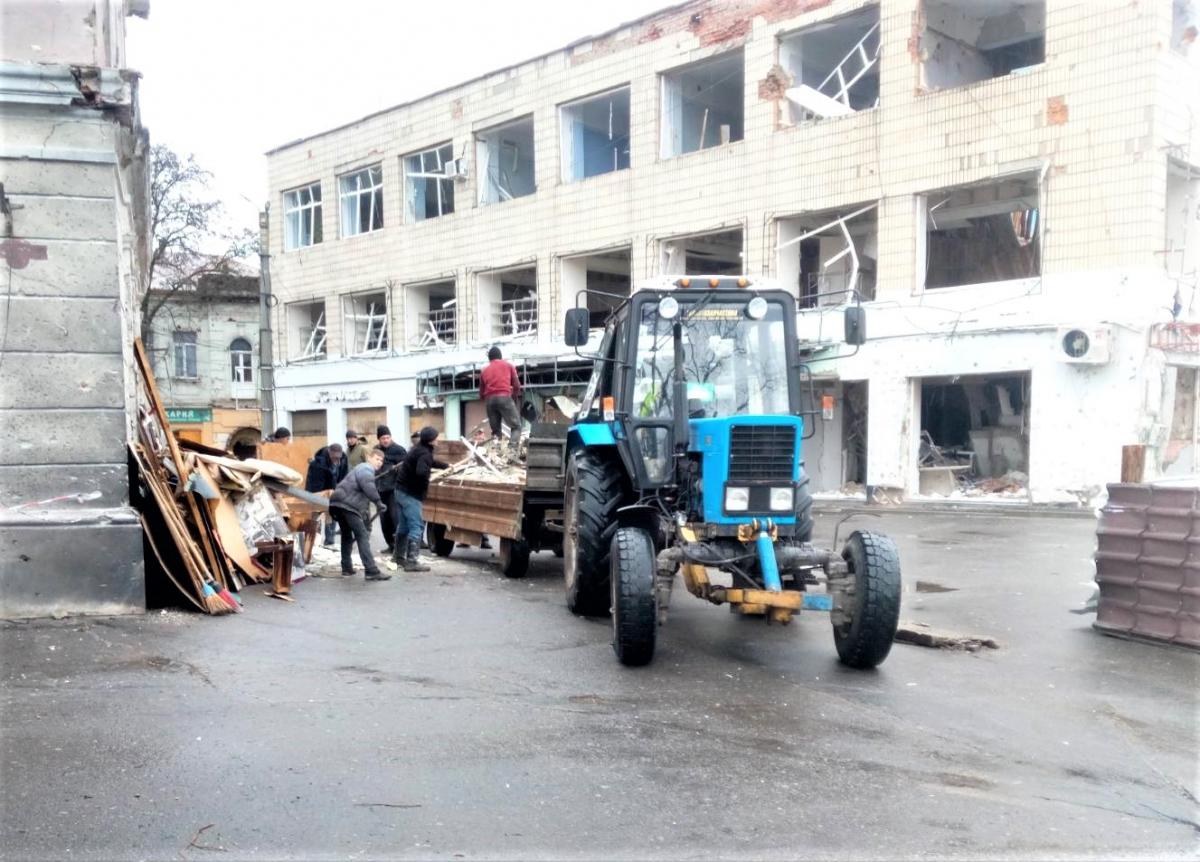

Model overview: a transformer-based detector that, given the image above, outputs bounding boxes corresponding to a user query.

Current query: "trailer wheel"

[564,450,622,616]
[833,530,901,669]
[610,527,657,667]
[427,523,455,558]
[499,538,531,578]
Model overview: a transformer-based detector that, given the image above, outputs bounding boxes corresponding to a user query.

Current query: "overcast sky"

[126,0,669,235]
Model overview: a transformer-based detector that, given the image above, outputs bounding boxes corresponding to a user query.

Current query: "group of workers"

[298,346,525,581]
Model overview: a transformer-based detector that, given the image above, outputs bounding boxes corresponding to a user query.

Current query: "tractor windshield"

[632,298,791,419]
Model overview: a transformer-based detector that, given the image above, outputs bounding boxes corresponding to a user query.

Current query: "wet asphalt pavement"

[1,510,1197,860]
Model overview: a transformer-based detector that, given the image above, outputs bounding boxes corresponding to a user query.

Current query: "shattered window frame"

[475,116,537,206]
[918,0,1046,92]
[173,330,198,379]
[403,143,456,223]
[778,6,881,123]
[338,165,384,238]
[230,337,254,383]
[282,182,323,250]
[660,50,746,159]
[559,86,632,183]
[343,291,390,355]
[290,300,328,362]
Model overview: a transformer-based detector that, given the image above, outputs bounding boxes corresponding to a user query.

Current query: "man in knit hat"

[345,429,369,468]
[392,426,449,571]
[373,424,407,552]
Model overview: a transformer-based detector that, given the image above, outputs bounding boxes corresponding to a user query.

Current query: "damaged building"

[0,0,150,617]
[266,0,1200,506]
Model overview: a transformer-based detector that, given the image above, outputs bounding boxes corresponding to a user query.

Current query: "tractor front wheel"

[832,530,901,669]
[610,527,657,667]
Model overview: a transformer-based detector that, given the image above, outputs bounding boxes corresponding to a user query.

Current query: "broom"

[216,583,242,612]
[200,579,236,615]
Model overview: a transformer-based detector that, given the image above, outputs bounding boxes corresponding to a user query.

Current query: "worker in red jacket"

[480,345,523,459]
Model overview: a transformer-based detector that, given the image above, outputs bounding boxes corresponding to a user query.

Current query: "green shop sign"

[166,407,212,424]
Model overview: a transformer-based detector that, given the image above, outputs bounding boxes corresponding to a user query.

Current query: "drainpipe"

[258,207,276,437]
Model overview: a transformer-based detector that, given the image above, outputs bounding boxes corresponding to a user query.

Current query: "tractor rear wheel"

[610,527,657,666]
[427,523,455,558]
[563,450,623,616]
[833,530,901,669]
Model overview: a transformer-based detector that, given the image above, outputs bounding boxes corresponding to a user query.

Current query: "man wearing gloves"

[373,424,407,552]
[329,448,391,581]
[391,426,449,572]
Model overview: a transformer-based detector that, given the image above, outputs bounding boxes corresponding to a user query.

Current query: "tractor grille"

[728,425,796,481]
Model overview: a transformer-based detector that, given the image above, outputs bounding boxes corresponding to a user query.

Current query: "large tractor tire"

[610,527,657,667]
[427,523,455,558]
[563,450,622,616]
[794,464,814,543]
[499,537,531,579]
[833,530,902,669]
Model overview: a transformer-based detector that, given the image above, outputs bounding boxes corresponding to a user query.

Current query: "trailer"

[422,422,569,578]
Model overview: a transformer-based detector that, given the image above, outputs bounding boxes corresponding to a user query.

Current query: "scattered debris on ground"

[895,621,1000,652]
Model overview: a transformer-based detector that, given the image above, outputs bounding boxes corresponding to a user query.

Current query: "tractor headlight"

[658,296,680,320]
[769,487,795,511]
[746,296,769,320]
[725,486,750,511]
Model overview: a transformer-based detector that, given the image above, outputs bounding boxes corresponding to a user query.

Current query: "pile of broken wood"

[431,422,527,487]
[131,339,314,614]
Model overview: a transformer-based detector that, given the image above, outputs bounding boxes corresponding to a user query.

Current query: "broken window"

[1174,1,1197,55]
[780,6,880,122]
[288,300,327,361]
[283,182,323,250]
[920,0,1045,90]
[476,117,536,205]
[777,204,877,308]
[173,330,197,379]
[404,143,455,222]
[407,280,457,349]
[661,51,745,158]
[919,374,1030,496]
[338,165,383,237]
[922,173,1040,289]
[230,337,253,383]
[560,87,631,182]
[661,228,744,275]
[291,410,327,438]
[561,248,632,329]
[1166,160,1199,280]
[478,266,537,339]
[343,291,389,354]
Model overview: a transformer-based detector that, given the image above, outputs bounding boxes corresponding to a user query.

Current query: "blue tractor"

[560,276,902,667]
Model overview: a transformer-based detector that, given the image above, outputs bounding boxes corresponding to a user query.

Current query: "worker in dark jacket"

[372,425,407,553]
[329,448,390,580]
[391,426,449,571]
[305,443,347,546]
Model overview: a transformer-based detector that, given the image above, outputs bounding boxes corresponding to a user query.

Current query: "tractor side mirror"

[844,306,867,346]
[564,308,590,347]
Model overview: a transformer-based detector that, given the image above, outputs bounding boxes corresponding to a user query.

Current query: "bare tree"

[141,144,256,340]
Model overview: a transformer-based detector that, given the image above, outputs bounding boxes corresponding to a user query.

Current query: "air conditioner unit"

[1057,326,1112,365]
[443,158,469,179]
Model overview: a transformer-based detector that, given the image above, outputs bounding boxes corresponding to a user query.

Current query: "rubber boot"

[403,538,430,572]
[391,542,406,567]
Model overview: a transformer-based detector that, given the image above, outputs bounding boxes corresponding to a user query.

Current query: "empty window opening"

[919,373,1030,497]
[661,228,744,275]
[561,87,631,182]
[1166,161,1199,281]
[173,330,197,379]
[230,337,254,383]
[561,248,632,329]
[338,164,384,237]
[1174,1,1198,55]
[405,143,455,222]
[804,380,869,495]
[290,409,327,440]
[777,204,877,308]
[478,266,537,339]
[476,117,536,205]
[406,280,457,349]
[344,291,389,355]
[283,182,323,250]
[288,300,327,361]
[920,0,1045,90]
[781,6,880,121]
[922,173,1040,289]
[1162,366,1199,476]
[661,51,745,158]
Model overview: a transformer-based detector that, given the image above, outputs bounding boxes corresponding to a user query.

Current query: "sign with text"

[165,407,213,424]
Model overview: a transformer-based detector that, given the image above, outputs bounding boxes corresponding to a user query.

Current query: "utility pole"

[258,207,276,436]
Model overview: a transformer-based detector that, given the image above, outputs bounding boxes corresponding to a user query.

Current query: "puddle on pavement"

[914,580,958,593]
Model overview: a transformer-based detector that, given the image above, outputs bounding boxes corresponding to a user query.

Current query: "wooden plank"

[1121,445,1146,484]
[260,441,314,478]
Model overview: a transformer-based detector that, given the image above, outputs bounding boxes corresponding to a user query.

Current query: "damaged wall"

[0,0,149,619]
